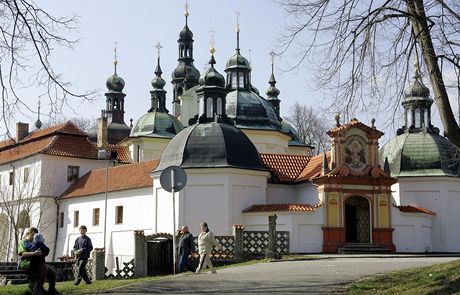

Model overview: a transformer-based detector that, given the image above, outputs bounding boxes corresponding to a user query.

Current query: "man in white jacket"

[195,222,221,274]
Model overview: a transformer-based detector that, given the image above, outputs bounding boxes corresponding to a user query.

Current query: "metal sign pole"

[171,169,176,275]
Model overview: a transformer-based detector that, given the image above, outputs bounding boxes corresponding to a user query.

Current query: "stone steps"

[338,243,391,254]
[0,262,28,285]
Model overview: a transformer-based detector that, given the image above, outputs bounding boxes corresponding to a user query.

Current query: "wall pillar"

[372,228,396,252]
[322,227,346,253]
[91,248,106,280]
[233,224,244,261]
[134,230,146,278]
[266,214,281,259]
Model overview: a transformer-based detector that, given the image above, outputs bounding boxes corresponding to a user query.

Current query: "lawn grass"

[347,259,460,295]
[0,258,267,295]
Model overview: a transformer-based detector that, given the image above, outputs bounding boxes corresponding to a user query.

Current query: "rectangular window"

[9,171,14,186]
[93,208,100,226]
[74,211,79,227]
[115,206,123,224]
[59,212,64,228]
[67,166,79,182]
[23,167,29,183]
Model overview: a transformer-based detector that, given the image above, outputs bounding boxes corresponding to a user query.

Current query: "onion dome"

[199,54,225,87]
[151,62,166,89]
[106,73,125,93]
[130,112,184,138]
[225,52,251,71]
[154,122,265,172]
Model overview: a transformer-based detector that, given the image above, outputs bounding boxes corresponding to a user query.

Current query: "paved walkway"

[99,255,459,294]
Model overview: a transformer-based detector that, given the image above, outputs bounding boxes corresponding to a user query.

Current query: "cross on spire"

[114,42,118,74]
[235,11,241,53]
[155,42,163,58]
[269,49,276,73]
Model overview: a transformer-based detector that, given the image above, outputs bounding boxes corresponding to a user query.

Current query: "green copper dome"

[226,90,281,130]
[225,52,251,70]
[130,112,184,138]
[380,132,460,177]
[281,121,308,147]
[106,73,125,92]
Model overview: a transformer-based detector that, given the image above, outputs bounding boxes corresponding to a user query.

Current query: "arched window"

[407,110,413,127]
[199,98,205,117]
[17,210,30,229]
[414,108,421,128]
[206,98,213,118]
[239,74,244,87]
[216,98,223,115]
[231,73,237,88]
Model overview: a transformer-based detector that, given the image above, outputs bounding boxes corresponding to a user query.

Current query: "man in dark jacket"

[73,225,93,285]
[177,225,195,272]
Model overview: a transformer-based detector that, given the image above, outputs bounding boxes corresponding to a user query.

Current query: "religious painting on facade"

[344,136,367,171]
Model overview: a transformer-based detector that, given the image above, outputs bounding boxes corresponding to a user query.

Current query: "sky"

[11,0,449,142]
[18,0,324,129]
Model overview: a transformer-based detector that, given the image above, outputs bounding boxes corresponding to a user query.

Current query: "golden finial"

[335,113,341,127]
[185,0,189,18]
[209,28,216,55]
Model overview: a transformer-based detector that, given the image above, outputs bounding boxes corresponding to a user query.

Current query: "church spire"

[150,42,168,113]
[171,2,200,117]
[266,50,281,118]
[104,43,130,144]
[35,97,42,129]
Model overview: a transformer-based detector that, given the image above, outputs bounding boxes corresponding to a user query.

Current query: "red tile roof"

[297,152,331,182]
[0,121,132,165]
[243,203,321,213]
[106,144,132,164]
[327,118,384,138]
[396,205,436,215]
[260,153,311,183]
[60,159,159,199]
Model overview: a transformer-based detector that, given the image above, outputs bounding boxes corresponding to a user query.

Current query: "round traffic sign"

[159,166,187,192]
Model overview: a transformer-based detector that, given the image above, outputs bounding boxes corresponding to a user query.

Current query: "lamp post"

[98,149,117,251]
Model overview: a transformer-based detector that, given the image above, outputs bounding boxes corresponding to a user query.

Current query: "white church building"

[1,10,459,267]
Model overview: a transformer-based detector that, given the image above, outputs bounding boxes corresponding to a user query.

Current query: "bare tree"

[277,0,460,148]
[0,0,94,138]
[41,116,96,133]
[284,102,330,155]
[0,160,56,261]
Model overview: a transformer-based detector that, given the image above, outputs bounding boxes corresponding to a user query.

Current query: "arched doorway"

[345,196,370,243]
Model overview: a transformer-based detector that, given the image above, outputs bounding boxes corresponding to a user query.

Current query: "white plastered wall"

[391,176,460,252]
[152,168,269,237]
[56,186,153,271]
[243,208,324,253]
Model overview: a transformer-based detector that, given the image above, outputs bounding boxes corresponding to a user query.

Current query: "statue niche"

[345,137,367,171]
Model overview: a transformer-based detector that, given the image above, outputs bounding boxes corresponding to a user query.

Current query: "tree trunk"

[407,0,460,148]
